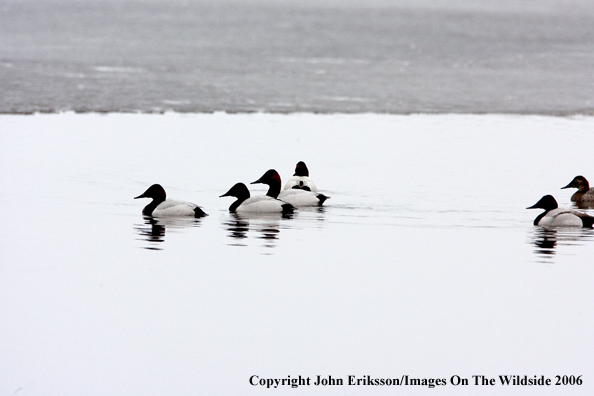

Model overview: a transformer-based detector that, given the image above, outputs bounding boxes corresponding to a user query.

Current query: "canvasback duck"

[283,161,318,192]
[561,175,594,202]
[135,184,207,217]
[527,195,594,228]
[220,182,294,214]
[252,169,328,207]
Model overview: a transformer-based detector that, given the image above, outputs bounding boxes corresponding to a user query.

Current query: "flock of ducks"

[135,161,328,217]
[528,175,594,228]
[135,167,594,229]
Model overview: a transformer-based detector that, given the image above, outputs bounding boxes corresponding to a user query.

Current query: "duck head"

[135,184,166,201]
[561,175,590,192]
[220,182,251,200]
[251,169,282,198]
[527,195,558,211]
[220,183,251,212]
[294,161,310,177]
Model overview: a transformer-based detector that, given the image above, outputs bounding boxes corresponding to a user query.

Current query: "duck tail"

[194,207,208,218]
[281,203,295,215]
[581,214,594,228]
[317,194,330,206]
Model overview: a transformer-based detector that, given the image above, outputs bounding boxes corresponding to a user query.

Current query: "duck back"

[236,196,294,214]
[538,209,585,227]
[283,176,318,192]
[278,189,328,207]
[152,200,206,218]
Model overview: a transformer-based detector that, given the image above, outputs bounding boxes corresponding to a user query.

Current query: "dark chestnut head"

[251,169,282,198]
[220,182,251,200]
[220,183,251,212]
[135,184,167,216]
[251,169,282,186]
[135,184,166,201]
[527,195,558,211]
[294,161,310,177]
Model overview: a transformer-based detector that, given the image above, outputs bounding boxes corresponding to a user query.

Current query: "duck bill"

[250,179,263,185]
[134,193,146,199]
[560,182,573,189]
[220,188,233,198]
[526,200,544,209]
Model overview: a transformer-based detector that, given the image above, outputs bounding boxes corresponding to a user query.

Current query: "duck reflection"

[134,216,204,250]
[223,213,250,246]
[222,212,290,248]
[530,228,558,258]
[529,227,594,262]
[302,205,327,217]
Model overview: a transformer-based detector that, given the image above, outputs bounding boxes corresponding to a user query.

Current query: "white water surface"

[1,113,593,395]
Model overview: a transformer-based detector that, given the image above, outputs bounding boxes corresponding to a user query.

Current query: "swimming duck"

[135,184,207,217]
[220,182,294,214]
[283,161,318,192]
[561,175,594,202]
[252,169,328,207]
[527,195,594,227]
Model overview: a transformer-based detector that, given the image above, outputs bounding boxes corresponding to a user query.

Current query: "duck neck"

[143,197,165,216]
[229,196,247,212]
[533,210,549,226]
[266,184,281,199]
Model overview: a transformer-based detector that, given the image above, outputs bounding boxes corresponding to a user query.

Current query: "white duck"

[252,169,328,207]
[527,195,593,227]
[283,161,318,192]
[220,182,294,214]
[135,184,207,218]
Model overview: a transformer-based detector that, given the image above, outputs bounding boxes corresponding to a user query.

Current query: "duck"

[527,195,594,227]
[561,175,594,202]
[220,182,294,214]
[134,184,207,218]
[252,169,328,207]
[283,161,318,192]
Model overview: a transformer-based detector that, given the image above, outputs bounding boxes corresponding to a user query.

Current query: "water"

[1,113,593,395]
[1,0,594,114]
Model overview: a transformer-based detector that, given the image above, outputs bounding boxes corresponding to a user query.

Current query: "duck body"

[278,189,327,207]
[135,184,207,218]
[561,175,594,202]
[220,182,294,214]
[527,195,594,228]
[534,208,585,227]
[150,199,206,217]
[283,161,318,192]
[235,196,293,213]
[252,169,329,207]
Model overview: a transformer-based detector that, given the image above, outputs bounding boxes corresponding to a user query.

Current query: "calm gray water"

[1,0,594,114]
